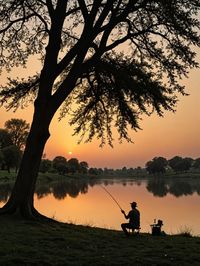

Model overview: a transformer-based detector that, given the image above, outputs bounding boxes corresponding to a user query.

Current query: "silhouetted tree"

[68,158,80,174]
[181,157,193,171]
[146,157,168,174]
[4,119,30,150]
[0,129,13,149]
[0,150,4,169]
[52,156,68,175]
[168,156,183,172]
[0,1,199,219]
[193,158,200,169]
[168,156,192,172]
[88,168,99,175]
[79,161,89,174]
[39,159,52,173]
[1,145,21,173]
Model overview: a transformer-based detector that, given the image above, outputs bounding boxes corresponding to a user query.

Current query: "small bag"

[151,219,163,236]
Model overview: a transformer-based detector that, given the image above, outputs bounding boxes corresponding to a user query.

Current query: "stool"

[129,227,141,234]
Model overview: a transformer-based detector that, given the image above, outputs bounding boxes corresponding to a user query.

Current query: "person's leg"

[121,223,130,236]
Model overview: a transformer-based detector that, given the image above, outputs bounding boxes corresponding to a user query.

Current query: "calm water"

[0,177,200,235]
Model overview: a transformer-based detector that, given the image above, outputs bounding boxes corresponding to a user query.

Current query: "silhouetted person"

[121,201,140,236]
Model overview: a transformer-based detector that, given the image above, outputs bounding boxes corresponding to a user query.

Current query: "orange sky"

[0,52,200,169]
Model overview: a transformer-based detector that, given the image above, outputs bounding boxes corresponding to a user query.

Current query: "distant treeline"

[38,155,200,177]
[1,119,200,176]
[145,156,200,175]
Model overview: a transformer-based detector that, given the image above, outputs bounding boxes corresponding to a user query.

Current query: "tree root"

[0,202,56,223]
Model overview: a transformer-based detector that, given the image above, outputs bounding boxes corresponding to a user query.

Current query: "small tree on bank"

[146,157,168,174]
[52,156,68,175]
[193,158,200,170]
[168,156,193,173]
[4,119,30,151]
[1,145,21,173]
[0,1,199,219]
[0,129,13,149]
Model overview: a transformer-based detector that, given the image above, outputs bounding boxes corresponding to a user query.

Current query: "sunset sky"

[0,51,200,169]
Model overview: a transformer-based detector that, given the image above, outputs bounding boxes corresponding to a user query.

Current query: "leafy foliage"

[193,158,200,169]
[146,157,168,174]
[1,145,21,172]
[39,159,52,173]
[0,1,200,145]
[0,129,13,149]
[4,118,30,150]
[168,156,193,172]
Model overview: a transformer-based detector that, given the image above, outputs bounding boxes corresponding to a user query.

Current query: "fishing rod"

[100,185,123,211]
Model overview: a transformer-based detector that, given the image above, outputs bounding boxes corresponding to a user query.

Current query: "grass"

[0,170,17,182]
[0,216,200,265]
[177,226,193,237]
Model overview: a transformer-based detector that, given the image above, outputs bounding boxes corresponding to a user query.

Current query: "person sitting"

[121,201,140,236]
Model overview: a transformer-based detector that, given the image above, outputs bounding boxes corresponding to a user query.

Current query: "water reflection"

[1,178,200,201]
[0,183,12,203]
[1,177,200,234]
[35,181,90,200]
[146,178,200,197]
[168,181,193,197]
[146,179,168,197]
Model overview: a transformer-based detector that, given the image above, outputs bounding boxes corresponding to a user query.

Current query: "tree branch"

[0,14,35,34]
[46,0,55,19]
[78,0,89,21]
[25,2,50,33]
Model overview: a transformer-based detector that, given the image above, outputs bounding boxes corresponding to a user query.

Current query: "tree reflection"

[44,181,89,200]
[146,178,199,197]
[52,182,69,199]
[0,183,12,202]
[36,185,51,199]
[168,181,193,197]
[1,178,200,203]
[146,179,168,197]
[196,184,200,195]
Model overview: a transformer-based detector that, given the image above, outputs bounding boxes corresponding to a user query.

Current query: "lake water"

[0,177,200,236]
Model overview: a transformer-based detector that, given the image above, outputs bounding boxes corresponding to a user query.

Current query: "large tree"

[0,1,199,219]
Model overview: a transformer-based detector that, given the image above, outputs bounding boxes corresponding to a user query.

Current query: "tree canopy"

[146,156,168,174]
[0,129,13,149]
[4,119,30,150]
[1,0,199,145]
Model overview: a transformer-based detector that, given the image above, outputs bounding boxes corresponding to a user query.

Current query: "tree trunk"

[0,100,53,219]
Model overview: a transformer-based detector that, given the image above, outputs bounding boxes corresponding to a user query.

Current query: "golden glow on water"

[32,181,200,235]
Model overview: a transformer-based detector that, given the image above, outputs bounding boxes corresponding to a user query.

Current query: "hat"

[130,201,137,207]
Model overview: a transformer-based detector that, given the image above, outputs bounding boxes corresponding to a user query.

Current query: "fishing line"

[100,185,123,211]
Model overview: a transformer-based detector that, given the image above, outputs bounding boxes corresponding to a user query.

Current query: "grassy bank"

[0,216,200,266]
[0,169,200,184]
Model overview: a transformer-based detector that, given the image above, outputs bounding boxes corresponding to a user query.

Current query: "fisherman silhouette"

[121,201,140,236]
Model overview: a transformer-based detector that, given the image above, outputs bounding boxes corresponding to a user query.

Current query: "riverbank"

[0,169,200,185]
[0,215,200,266]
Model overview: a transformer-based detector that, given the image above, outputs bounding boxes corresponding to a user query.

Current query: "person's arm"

[121,210,129,219]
